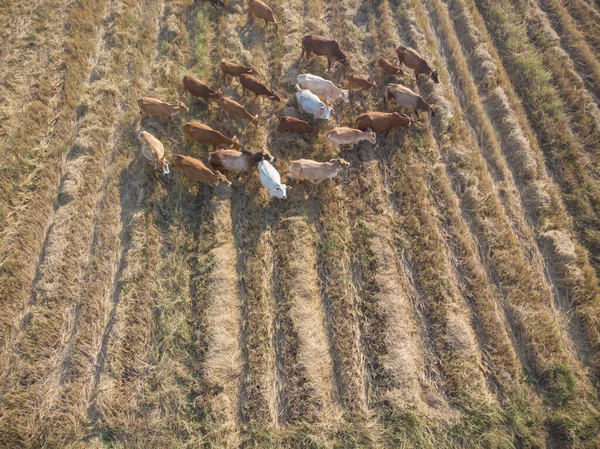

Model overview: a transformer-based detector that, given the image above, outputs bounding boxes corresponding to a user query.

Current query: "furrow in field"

[0,0,107,364]
[441,0,600,386]
[467,0,600,277]
[560,0,600,58]
[395,0,600,444]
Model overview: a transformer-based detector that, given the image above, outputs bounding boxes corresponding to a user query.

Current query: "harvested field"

[1,0,599,447]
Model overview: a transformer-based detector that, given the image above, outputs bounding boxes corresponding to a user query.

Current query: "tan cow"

[378,57,403,75]
[248,0,279,33]
[396,46,439,84]
[326,127,376,148]
[183,76,224,101]
[355,111,412,134]
[182,121,240,151]
[220,61,257,84]
[208,149,274,171]
[172,154,231,186]
[278,116,318,135]
[288,158,350,184]
[384,83,435,118]
[137,97,189,118]
[217,97,259,125]
[347,74,377,91]
[137,131,169,175]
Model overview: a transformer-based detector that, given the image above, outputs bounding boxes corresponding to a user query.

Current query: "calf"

[220,61,257,84]
[137,97,188,118]
[183,75,223,101]
[278,116,318,135]
[326,127,376,148]
[355,111,412,134]
[295,85,333,120]
[347,74,377,91]
[172,154,231,186]
[248,0,279,33]
[258,160,291,199]
[239,74,280,101]
[384,83,435,118]
[301,35,349,71]
[297,73,348,103]
[198,0,225,9]
[182,121,240,151]
[396,46,439,84]
[209,149,274,171]
[138,131,169,175]
[288,158,350,185]
[217,97,259,125]
[378,57,403,75]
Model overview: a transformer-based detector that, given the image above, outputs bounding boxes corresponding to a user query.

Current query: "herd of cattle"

[136,0,439,199]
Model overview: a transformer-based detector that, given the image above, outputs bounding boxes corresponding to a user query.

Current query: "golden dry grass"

[1,0,600,447]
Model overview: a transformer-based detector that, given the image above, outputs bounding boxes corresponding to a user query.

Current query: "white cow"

[326,127,376,148]
[258,160,291,199]
[297,74,349,103]
[295,85,333,120]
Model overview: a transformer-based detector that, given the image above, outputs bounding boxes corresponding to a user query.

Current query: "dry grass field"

[1,0,600,447]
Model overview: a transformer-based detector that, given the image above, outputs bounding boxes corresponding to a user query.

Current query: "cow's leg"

[327,57,332,71]
[301,45,305,59]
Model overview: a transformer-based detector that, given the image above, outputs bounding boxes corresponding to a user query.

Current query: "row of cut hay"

[534,0,600,100]
[559,0,600,57]
[0,0,107,360]
[0,0,150,440]
[395,0,600,445]
[520,1,600,176]
[442,0,600,389]
[429,0,597,410]
[466,0,600,276]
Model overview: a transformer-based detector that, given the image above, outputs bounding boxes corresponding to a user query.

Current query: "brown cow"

[217,97,259,125]
[137,97,189,118]
[182,121,240,151]
[172,154,231,186]
[278,116,318,135]
[183,75,224,101]
[355,111,412,134]
[239,74,280,101]
[378,57,404,75]
[384,83,435,118]
[248,0,279,33]
[301,35,349,71]
[208,149,274,171]
[220,61,257,84]
[347,74,377,91]
[396,46,439,84]
[288,158,350,184]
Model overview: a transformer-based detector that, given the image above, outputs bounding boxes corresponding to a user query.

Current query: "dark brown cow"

[278,116,318,135]
[396,46,439,84]
[183,75,223,101]
[248,0,279,33]
[172,154,231,186]
[239,74,280,101]
[217,97,259,125]
[378,57,403,75]
[182,121,240,151]
[208,149,274,171]
[355,111,412,134]
[347,74,377,91]
[301,35,349,71]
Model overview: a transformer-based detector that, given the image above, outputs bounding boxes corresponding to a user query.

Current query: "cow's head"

[271,184,291,199]
[331,158,351,169]
[370,80,378,90]
[230,136,240,150]
[177,100,189,112]
[365,128,377,144]
[213,170,232,187]
[340,89,349,103]
[159,159,170,176]
[137,130,148,144]
[431,70,440,84]
[261,149,275,163]
[268,91,281,102]
[317,105,333,120]
[337,50,350,67]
